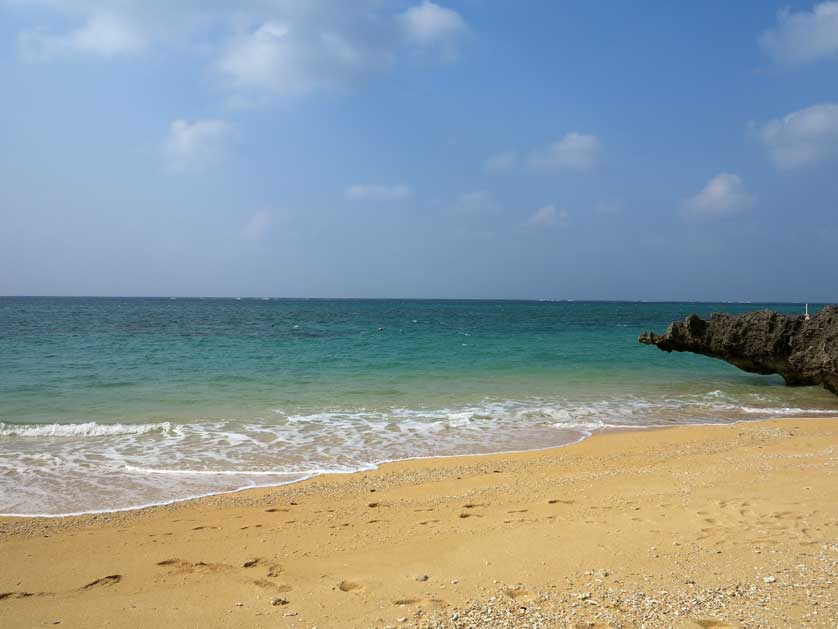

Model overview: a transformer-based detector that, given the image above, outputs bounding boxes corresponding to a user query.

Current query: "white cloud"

[163,119,235,174]
[755,103,838,169]
[8,1,471,99]
[527,204,569,227]
[528,132,603,173]
[398,1,469,57]
[759,2,838,64]
[454,190,497,213]
[241,210,272,241]
[682,173,754,218]
[485,150,517,172]
[345,183,412,202]
[215,18,394,97]
[18,12,147,60]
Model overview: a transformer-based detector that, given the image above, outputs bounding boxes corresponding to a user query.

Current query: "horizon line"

[0,295,833,305]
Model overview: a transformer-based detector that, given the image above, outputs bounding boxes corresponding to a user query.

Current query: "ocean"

[1,297,836,516]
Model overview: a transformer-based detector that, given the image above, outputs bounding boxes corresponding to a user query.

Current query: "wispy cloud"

[18,12,147,60]
[453,191,497,213]
[9,2,471,101]
[754,103,838,169]
[163,119,235,174]
[240,210,273,241]
[485,150,517,172]
[682,173,754,218]
[215,17,395,98]
[528,133,603,173]
[345,183,412,202]
[398,1,470,60]
[759,2,838,65]
[527,204,569,227]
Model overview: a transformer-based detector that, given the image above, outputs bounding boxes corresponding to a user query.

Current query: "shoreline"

[3,414,835,520]
[0,425,593,520]
[2,417,837,627]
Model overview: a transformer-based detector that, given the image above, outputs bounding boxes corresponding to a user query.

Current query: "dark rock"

[639,306,838,395]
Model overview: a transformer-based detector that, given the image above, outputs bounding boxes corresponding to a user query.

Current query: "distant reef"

[639,306,838,396]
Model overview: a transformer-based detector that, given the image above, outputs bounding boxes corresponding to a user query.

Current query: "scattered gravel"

[411,543,838,628]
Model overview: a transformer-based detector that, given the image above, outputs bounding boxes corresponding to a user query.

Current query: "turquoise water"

[1,298,836,516]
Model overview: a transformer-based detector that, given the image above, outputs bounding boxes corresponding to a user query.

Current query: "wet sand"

[1,418,837,628]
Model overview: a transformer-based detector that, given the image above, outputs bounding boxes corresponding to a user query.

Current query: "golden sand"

[1,418,837,628]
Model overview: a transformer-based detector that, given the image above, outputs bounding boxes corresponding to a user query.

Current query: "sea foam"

[1,396,837,517]
[0,421,175,438]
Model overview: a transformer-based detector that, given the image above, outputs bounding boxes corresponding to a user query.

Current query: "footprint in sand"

[458,513,483,519]
[265,508,289,513]
[3,575,122,601]
[548,499,574,505]
[338,581,364,592]
[243,558,264,568]
[507,509,528,514]
[463,503,487,509]
[419,519,440,525]
[157,559,182,567]
[253,579,292,593]
[2,575,122,602]
[156,559,231,575]
[0,591,41,601]
[503,587,531,600]
[81,575,122,590]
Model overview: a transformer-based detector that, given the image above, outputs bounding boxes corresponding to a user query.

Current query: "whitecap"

[0,421,176,438]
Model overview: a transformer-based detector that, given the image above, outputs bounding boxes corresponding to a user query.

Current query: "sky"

[1,1,838,301]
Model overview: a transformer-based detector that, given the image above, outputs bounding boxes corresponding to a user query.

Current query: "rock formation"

[639,306,838,395]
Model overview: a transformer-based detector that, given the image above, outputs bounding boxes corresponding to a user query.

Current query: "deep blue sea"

[1,297,836,516]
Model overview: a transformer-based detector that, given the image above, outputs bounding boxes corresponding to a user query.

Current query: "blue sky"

[1,1,837,301]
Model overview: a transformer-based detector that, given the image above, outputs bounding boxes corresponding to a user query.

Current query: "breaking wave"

[0,421,176,438]
[1,394,836,517]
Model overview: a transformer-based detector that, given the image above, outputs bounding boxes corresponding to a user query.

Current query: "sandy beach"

[1,418,836,628]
